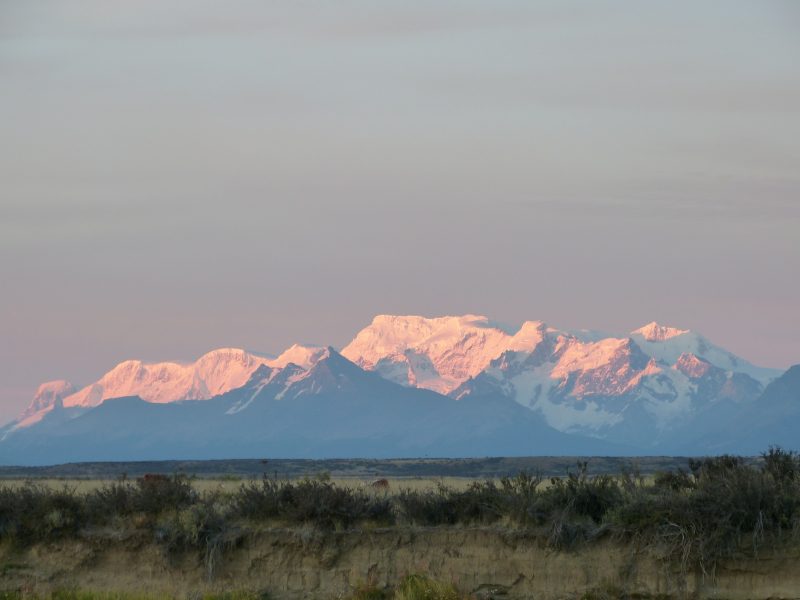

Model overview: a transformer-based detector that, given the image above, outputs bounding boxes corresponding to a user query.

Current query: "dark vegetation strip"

[0,455,711,480]
[1,448,799,576]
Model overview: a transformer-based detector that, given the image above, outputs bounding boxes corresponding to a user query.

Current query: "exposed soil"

[3,527,800,599]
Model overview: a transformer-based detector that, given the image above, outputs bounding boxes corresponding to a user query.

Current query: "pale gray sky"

[1,1,799,423]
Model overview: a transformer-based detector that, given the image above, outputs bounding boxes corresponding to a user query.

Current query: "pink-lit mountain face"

[15,380,76,429]
[342,316,777,445]
[18,345,328,417]
[2,314,787,460]
[1,346,624,464]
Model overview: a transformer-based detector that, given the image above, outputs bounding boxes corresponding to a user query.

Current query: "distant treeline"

[0,454,736,479]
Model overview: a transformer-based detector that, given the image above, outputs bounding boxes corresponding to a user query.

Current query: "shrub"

[0,482,84,545]
[133,473,196,515]
[393,574,464,600]
[86,479,137,519]
[653,469,694,492]
[83,474,196,523]
[497,471,542,525]
[231,478,394,529]
[537,464,623,524]
[396,485,460,526]
[688,454,743,481]
[396,481,505,526]
[612,451,800,571]
[762,446,799,483]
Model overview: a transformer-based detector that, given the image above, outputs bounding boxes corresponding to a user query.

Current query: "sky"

[1,1,799,424]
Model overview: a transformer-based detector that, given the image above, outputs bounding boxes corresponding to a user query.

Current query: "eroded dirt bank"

[3,527,800,599]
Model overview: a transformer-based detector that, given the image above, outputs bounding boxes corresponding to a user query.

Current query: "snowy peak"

[312,347,376,384]
[551,336,653,397]
[14,313,782,446]
[26,380,75,414]
[345,314,779,443]
[552,337,636,377]
[16,380,77,428]
[62,348,273,409]
[632,321,689,342]
[673,352,714,379]
[19,343,335,426]
[507,320,548,351]
[288,348,362,387]
[269,344,328,370]
[245,348,363,405]
[281,348,359,397]
[630,326,778,384]
[342,314,547,393]
[194,348,272,393]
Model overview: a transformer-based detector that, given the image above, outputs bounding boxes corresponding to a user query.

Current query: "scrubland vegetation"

[2,447,800,595]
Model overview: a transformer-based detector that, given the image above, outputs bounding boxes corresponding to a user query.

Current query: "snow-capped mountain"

[1,313,789,462]
[341,314,552,393]
[14,380,77,429]
[14,345,331,425]
[58,348,273,409]
[342,315,781,448]
[630,321,776,382]
[0,347,623,464]
[1,343,335,446]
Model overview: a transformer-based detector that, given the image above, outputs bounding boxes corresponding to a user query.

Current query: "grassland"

[2,449,799,599]
[1,449,798,563]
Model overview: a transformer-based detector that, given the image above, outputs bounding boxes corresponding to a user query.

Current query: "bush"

[396,481,505,526]
[232,478,394,529]
[154,492,242,579]
[393,574,464,600]
[82,474,197,526]
[653,469,694,492]
[85,479,137,519]
[762,446,799,483]
[496,471,542,525]
[396,485,461,526]
[0,482,84,545]
[133,473,196,515]
[612,449,800,571]
[536,464,622,524]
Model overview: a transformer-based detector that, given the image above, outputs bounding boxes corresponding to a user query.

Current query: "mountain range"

[1,315,796,465]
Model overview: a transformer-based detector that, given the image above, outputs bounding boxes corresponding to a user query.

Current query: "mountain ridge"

[1,347,630,464]
[2,314,790,462]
